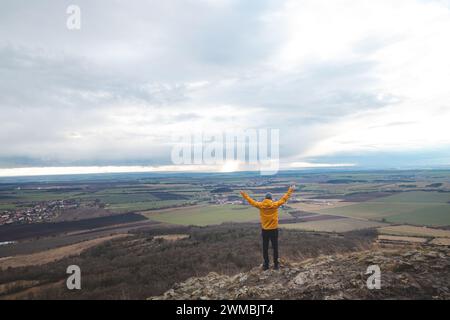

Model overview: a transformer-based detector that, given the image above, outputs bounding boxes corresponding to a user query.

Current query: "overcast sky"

[1,0,450,175]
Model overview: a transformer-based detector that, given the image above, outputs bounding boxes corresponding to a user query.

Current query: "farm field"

[143,204,283,226]
[1,170,450,300]
[0,234,129,270]
[279,217,387,232]
[430,238,450,246]
[1,170,450,240]
[0,213,148,242]
[106,200,192,213]
[378,225,450,238]
[0,181,204,224]
[0,190,84,204]
[317,191,450,226]
[387,205,450,226]
[288,200,355,213]
[318,202,436,219]
[377,235,428,244]
[371,191,450,203]
[0,204,17,210]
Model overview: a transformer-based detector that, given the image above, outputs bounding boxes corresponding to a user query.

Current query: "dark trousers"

[262,229,278,266]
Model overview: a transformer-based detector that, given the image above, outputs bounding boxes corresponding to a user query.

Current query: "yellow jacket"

[240,187,294,230]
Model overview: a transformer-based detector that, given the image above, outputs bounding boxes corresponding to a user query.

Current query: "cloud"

[0,0,450,172]
[289,162,355,168]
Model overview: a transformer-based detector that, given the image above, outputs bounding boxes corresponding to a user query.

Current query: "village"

[210,194,244,205]
[0,199,80,226]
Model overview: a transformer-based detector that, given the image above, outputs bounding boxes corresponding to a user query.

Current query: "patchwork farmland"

[316,191,450,226]
[1,171,449,233]
[0,170,450,300]
[143,205,269,226]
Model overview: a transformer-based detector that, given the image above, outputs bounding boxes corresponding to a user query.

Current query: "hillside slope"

[150,246,450,300]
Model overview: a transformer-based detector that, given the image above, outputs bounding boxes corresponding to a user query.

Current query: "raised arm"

[273,186,295,207]
[240,191,261,208]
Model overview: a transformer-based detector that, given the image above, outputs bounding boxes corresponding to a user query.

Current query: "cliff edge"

[150,246,450,300]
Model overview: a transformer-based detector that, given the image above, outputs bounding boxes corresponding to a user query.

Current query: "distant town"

[0,199,80,226]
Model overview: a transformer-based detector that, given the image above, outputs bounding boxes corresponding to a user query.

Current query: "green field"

[0,203,18,210]
[372,191,450,203]
[144,204,285,226]
[386,205,450,226]
[319,202,437,219]
[106,200,190,213]
[85,193,160,204]
[0,184,200,215]
[1,190,84,203]
[378,225,450,238]
[1,172,449,229]
[318,191,450,226]
[280,218,387,232]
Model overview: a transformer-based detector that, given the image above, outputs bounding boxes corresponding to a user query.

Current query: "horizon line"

[0,164,449,179]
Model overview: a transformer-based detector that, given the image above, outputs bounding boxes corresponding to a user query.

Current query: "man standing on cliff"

[240,186,295,270]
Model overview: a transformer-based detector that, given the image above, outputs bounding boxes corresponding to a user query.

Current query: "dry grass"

[0,280,40,296]
[430,238,450,246]
[377,235,428,243]
[288,201,354,213]
[0,234,129,270]
[153,234,189,241]
[279,218,386,232]
[1,280,64,300]
[378,225,450,238]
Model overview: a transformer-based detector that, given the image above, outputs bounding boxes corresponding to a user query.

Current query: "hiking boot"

[273,264,279,270]
[262,264,269,271]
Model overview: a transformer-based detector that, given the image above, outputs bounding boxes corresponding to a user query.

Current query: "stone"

[149,246,450,300]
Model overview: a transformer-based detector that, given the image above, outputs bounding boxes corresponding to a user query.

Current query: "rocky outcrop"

[150,246,450,300]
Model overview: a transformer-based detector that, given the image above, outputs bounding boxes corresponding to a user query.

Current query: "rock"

[238,274,248,283]
[149,246,450,300]
[393,262,415,272]
[324,292,344,300]
[292,270,314,286]
[425,251,439,258]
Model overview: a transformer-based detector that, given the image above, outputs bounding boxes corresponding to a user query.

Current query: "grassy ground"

[107,200,190,213]
[0,184,202,210]
[378,225,450,238]
[371,191,450,203]
[319,202,436,219]
[0,190,83,203]
[144,204,287,226]
[0,225,375,299]
[280,218,386,232]
[0,203,17,210]
[386,205,450,226]
[85,193,159,204]
[318,192,450,226]
[0,234,129,270]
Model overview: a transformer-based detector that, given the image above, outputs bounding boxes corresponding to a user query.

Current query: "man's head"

[265,193,273,200]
